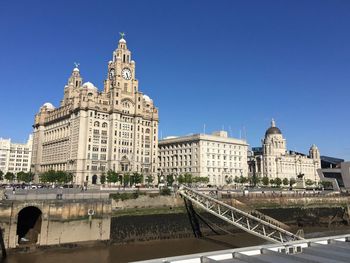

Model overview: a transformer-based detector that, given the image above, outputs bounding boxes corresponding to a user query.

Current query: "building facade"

[158,131,248,186]
[31,36,159,185]
[0,135,33,175]
[250,119,321,182]
[317,161,350,191]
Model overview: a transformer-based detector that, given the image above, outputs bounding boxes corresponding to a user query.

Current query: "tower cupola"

[68,63,82,88]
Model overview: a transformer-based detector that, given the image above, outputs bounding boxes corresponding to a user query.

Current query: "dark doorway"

[16,206,42,244]
[92,174,97,184]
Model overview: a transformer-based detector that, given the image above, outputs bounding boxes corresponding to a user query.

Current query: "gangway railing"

[230,198,291,230]
[178,186,303,244]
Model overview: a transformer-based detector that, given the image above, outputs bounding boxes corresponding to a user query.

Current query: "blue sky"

[0,0,349,160]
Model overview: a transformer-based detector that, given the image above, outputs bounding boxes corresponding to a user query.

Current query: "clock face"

[121,68,132,80]
[109,68,115,80]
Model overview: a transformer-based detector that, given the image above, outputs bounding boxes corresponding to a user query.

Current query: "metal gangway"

[178,186,303,244]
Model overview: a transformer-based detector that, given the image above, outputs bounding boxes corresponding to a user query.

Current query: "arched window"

[94,121,100,127]
[102,122,108,128]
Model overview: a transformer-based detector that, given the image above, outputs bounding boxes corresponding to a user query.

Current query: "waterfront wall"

[0,199,111,249]
[110,195,349,243]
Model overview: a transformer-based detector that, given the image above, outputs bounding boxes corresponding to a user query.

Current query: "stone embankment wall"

[110,195,350,243]
[0,199,111,249]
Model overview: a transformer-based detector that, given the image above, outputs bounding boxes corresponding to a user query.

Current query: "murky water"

[5,227,350,263]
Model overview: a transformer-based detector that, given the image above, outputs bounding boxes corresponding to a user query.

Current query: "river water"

[4,227,350,263]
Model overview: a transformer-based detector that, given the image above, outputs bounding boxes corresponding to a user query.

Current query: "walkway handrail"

[178,185,303,244]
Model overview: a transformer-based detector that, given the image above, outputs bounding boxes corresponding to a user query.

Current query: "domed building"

[31,35,159,185]
[258,119,321,182]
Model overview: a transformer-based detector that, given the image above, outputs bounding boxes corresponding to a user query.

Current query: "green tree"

[178,175,184,184]
[0,170,3,181]
[131,172,143,185]
[193,177,209,184]
[41,170,58,183]
[250,175,260,186]
[166,174,174,186]
[39,172,48,183]
[262,176,269,186]
[100,173,106,185]
[106,170,118,184]
[55,171,72,183]
[234,176,240,184]
[274,177,282,187]
[183,173,193,184]
[282,178,289,186]
[16,171,26,182]
[239,176,248,185]
[5,172,15,182]
[269,178,275,186]
[66,172,73,183]
[145,175,154,186]
[17,171,35,183]
[123,173,130,187]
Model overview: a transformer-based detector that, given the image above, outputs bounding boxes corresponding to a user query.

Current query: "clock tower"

[104,33,138,96]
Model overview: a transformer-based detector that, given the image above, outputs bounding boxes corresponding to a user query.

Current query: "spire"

[271,118,276,127]
[73,62,80,72]
[119,32,126,44]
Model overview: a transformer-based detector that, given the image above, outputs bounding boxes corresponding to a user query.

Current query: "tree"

[234,176,240,184]
[183,173,193,184]
[55,171,73,183]
[39,170,72,184]
[274,177,282,188]
[250,175,260,186]
[0,170,3,181]
[145,175,154,186]
[131,172,143,185]
[262,176,269,186]
[100,173,106,185]
[17,171,35,183]
[40,170,58,183]
[106,170,118,184]
[5,172,15,182]
[269,179,275,186]
[123,173,130,187]
[193,176,209,184]
[166,174,174,186]
[177,175,184,184]
[177,173,193,185]
[239,176,248,185]
[282,178,289,186]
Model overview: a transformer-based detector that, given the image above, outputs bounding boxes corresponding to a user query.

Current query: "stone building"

[158,131,248,186]
[0,135,33,175]
[249,119,321,182]
[31,35,159,185]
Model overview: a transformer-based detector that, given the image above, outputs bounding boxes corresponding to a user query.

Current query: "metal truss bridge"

[178,186,303,244]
